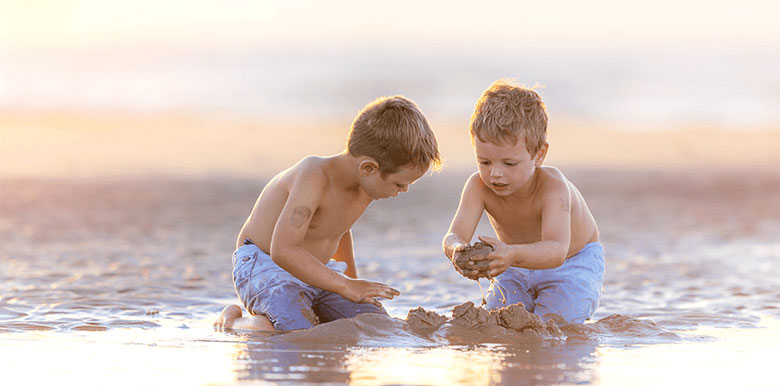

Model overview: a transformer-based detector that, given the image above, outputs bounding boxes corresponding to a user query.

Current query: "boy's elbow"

[442,232,460,256]
[557,243,569,260]
[441,233,451,250]
[547,243,568,268]
[269,251,285,268]
[269,241,292,267]
[550,256,566,269]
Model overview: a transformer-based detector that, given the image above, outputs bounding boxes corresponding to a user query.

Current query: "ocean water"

[1,168,779,385]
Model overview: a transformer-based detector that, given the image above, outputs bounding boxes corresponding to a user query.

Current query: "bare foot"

[214,305,243,328]
[214,305,275,331]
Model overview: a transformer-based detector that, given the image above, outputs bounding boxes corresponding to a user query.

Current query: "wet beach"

[2,167,779,385]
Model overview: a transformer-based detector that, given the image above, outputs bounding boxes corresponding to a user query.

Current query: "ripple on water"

[72,324,109,332]
[0,322,57,332]
[0,307,29,321]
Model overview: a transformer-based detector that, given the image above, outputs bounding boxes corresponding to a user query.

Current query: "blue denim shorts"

[232,243,388,331]
[484,242,606,324]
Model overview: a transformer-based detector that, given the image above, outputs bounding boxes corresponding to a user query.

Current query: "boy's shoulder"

[537,165,574,198]
[280,156,331,190]
[463,170,489,192]
[538,165,566,182]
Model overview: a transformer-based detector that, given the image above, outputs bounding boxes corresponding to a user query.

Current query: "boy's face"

[361,163,428,200]
[473,136,545,197]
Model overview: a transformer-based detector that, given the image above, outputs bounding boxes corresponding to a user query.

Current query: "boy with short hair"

[442,80,604,325]
[216,96,441,331]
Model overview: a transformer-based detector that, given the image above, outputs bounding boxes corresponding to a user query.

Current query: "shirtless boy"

[442,80,604,324]
[216,96,441,331]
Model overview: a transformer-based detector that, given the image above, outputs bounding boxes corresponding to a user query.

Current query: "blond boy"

[216,96,441,331]
[443,80,604,324]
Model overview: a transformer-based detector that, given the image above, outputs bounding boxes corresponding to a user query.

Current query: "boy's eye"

[478,160,490,165]
[396,183,404,188]
[504,162,517,167]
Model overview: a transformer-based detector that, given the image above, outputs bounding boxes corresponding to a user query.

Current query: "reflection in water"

[227,336,598,385]
[348,343,599,386]
[0,329,237,386]
[234,343,351,383]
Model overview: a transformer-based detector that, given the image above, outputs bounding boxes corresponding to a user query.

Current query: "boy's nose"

[490,167,503,177]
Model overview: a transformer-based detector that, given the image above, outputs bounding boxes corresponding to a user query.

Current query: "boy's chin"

[371,191,397,200]
[489,186,513,196]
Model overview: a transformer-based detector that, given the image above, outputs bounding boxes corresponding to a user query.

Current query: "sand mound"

[405,306,447,331]
[276,302,565,346]
[275,312,417,345]
[407,301,564,340]
[561,314,680,343]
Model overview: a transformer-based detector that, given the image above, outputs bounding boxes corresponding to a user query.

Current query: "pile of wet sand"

[407,301,564,339]
[452,242,493,279]
[277,301,567,345]
[275,300,681,346]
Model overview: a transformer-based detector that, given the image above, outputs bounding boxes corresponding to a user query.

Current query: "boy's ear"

[358,158,380,176]
[533,143,549,166]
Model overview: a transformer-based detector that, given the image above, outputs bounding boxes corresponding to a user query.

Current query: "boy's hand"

[474,235,514,277]
[450,243,481,279]
[341,278,400,307]
[452,242,468,255]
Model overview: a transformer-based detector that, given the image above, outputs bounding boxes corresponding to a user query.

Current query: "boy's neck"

[330,151,364,191]
[511,167,541,199]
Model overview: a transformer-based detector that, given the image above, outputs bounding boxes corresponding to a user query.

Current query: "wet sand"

[2,166,779,384]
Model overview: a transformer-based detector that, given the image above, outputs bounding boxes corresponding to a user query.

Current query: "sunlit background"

[2,0,779,177]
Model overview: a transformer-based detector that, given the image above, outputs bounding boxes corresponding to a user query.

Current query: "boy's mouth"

[491,182,508,190]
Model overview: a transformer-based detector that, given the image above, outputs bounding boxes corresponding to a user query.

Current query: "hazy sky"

[2,0,779,130]
[2,0,779,50]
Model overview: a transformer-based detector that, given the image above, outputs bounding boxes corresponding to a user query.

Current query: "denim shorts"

[232,243,388,331]
[484,242,606,324]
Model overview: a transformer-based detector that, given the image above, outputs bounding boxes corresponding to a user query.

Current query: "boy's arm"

[331,230,358,279]
[271,167,398,305]
[442,173,485,270]
[477,183,572,274]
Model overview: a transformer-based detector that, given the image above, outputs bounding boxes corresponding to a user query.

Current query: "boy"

[215,96,441,331]
[442,80,604,325]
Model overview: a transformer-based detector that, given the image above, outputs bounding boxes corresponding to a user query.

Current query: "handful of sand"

[452,241,493,279]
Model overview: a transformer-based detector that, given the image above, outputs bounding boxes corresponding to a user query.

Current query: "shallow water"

[1,168,779,385]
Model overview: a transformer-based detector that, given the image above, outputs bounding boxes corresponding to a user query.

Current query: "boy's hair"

[347,96,442,174]
[470,80,548,155]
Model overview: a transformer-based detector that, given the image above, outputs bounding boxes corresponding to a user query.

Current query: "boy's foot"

[214,305,243,328]
[214,304,275,331]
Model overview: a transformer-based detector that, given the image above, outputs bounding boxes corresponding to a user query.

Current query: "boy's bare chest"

[485,199,542,241]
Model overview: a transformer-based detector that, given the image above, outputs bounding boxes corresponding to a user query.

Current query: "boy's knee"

[484,282,534,312]
[269,311,318,331]
[534,296,599,325]
[243,282,318,331]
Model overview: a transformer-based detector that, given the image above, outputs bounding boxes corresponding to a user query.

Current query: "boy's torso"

[237,156,371,263]
[482,166,599,258]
